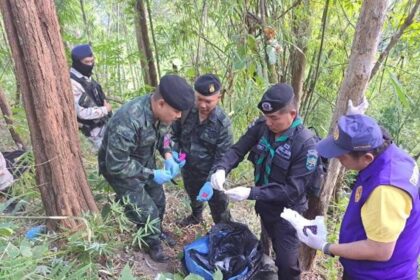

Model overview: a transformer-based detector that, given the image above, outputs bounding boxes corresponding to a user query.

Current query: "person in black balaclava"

[70,44,112,151]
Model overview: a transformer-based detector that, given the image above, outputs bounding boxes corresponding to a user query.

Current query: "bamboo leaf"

[389,72,409,107]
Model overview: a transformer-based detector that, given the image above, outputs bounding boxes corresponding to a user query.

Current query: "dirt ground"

[1,121,335,280]
[106,188,332,279]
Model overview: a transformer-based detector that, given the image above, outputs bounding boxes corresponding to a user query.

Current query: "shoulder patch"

[306,149,318,171]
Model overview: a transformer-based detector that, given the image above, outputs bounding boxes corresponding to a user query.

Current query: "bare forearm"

[329,239,395,261]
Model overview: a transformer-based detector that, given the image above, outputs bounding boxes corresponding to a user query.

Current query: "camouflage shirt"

[98,94,171,181]
[171,106,233,176]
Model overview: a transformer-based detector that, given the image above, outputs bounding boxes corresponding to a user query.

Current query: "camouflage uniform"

[172,106,233,223]
[98,94,171,246]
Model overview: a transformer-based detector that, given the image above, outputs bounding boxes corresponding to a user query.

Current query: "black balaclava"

[71,44,94,77]
[72,60,94,77]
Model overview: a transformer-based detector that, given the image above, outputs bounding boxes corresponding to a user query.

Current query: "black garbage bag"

[184,222,263,280]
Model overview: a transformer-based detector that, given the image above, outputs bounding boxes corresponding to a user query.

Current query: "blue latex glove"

[197,182,214,202]
[172,151,186,168]
[25,225,46,240]
[164,157,180,178]
[153,169,173,185]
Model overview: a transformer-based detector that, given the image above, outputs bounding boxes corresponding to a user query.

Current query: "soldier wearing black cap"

[171,74,233,226]
[211,83,320,280]
[70,44,112,151]
[98,74,194,262]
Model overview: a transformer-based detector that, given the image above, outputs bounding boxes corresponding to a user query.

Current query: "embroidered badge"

[261,102,273,112]
[306,149,318,171]
[277,143,291,159]
[209,84,215,93]
[355,185,363,203]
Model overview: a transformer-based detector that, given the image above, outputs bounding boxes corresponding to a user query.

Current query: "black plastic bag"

[185,222,263,280]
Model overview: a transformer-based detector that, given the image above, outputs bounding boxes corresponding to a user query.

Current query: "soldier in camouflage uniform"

[70,44,112,151]
[98,75,194,262]
[171,74,233,226]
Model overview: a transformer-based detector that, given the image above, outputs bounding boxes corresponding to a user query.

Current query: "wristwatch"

[322,243,335,257]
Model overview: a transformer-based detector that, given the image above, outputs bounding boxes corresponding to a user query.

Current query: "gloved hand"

[172,151,186,168]
[153,169,173,185]
[281,208,327,250]
[164,156,180,178]
[225,187,251,201]
[347,96,369,115]
[298,225,328,251]
[197,182,214,202]
[210,169,226,191]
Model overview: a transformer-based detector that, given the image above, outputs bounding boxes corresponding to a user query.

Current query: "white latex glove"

[281,208,327,250]
[347,96,369,115]
[211,169,226,191]
[225,187,251,201]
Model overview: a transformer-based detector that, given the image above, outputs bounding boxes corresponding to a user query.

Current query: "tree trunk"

[290,0,311,111]
[301,0,389,269]
[134,0,158,87]
[0,0,98,230]
[0,87,26,149]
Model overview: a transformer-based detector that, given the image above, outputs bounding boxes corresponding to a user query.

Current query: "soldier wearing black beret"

[211,83,320,280]
[98,74,194,263]
[171,74,233,226]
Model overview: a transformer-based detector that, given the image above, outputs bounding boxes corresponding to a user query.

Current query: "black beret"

[194,74,221,96]
[258,83,294,113]
[71,44,93,62]
[159,75,194,111]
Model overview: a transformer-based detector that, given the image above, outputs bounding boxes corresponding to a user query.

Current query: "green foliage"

[0,236,93,279]
[119,264,137,280]
[132,215,160,249]
[0,0,418,278]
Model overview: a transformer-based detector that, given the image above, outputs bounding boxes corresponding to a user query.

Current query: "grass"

[0,129,352,279]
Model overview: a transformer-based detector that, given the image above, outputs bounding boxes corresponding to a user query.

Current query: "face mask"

[72,60,94,77]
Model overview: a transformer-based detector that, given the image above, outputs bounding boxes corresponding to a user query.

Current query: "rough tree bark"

[301,0,389,270]
[0,0,98,230]
[0,87,26,149]
[134,0,158,87]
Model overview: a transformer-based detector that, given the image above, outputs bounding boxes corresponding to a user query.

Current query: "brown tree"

[290,0,311,111]
[134,0,158,87]
[0,0,98,230]
[301,0,389,270]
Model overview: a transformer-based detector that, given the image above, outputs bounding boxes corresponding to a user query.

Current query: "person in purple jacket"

[283,114,419,280]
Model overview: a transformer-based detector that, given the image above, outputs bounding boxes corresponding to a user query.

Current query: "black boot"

[160,230,176,247]
[148,243,169,263]
[178,213,203,227]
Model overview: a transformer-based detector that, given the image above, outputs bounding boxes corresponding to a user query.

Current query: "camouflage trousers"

[182,170,231,224]
[102,172,165,246]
